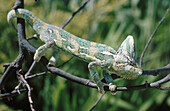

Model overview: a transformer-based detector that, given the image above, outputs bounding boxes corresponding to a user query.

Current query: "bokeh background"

[0,0,169,111]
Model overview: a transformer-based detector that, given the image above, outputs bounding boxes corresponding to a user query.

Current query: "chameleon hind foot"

[108,83,116,95]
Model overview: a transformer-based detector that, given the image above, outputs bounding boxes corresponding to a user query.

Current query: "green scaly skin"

[7,9,142,94]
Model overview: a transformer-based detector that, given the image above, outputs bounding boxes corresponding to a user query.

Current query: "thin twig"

[139,8,170,67]
[89,93,105,111]
[0,88,29,99]
[12,0,23,9]
[25,61,37,78]
[26,72,47,79]
[57,57,73,68]
[19,74,35,111]
[150,73,170,87]
[158,87,170,90]
[60,0,90,29]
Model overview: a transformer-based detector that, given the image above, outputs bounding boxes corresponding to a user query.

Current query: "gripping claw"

[108,83,116,95]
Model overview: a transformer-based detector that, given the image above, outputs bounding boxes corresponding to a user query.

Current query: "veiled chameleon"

[7,9,142,94]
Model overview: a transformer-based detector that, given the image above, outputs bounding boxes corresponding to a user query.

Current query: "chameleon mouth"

[117,72,141,79]
[117,71,142,79]
[115,65,143,79]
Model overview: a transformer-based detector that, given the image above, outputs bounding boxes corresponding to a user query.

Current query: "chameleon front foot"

[34,40,55,62]
[97,82,105,94]
[48,56,56,66]
[108,83,117,95]
[34,49,45,62]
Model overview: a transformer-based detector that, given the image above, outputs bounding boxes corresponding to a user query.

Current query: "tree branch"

[0,54,24,89]
[1,70,169,99]
[142,63,170,76]
[0,88,29,99]
[47,66,97,88]
[25,72,47,79]
[47,66,170,92]
[150,74,170,88]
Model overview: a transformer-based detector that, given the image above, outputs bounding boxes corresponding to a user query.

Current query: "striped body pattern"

[7,9,142,94]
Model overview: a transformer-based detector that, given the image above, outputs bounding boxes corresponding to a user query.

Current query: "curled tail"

[7,9,42,32]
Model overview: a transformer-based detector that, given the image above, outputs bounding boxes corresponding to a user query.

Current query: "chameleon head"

[111,35,142,79]
[112,54,142,79]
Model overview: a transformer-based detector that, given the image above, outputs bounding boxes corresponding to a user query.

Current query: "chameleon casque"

[7,9,142,94]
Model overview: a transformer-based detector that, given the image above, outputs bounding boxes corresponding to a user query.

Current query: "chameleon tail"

[7,10,18,31]
[7,9,40,31]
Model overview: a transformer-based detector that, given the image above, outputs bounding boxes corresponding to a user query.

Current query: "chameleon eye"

[48,29,53,34]
[128,60,135,66]
[131,61,134,65]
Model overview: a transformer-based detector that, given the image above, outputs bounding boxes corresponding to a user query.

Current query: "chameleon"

[7,9,142,94]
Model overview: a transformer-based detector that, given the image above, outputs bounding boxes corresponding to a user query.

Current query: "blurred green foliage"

[0,0,169,111]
